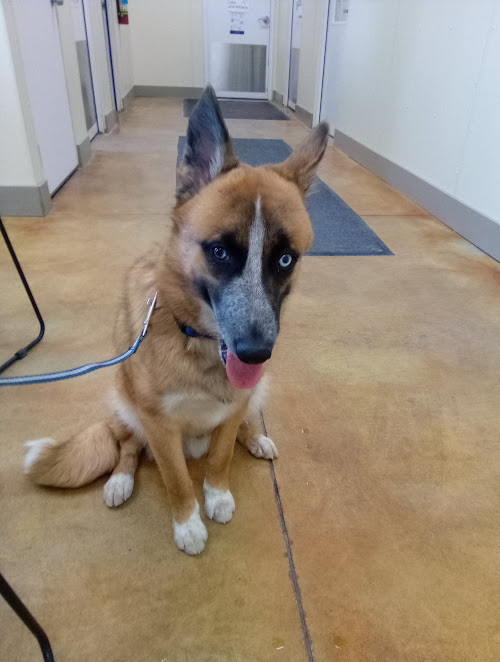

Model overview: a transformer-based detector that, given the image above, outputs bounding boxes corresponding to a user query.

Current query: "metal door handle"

[51,0,64,6]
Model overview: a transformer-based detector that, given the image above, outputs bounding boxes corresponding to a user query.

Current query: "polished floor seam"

[261,412,315,662]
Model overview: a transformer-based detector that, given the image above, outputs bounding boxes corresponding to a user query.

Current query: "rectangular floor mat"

[183,98,289,121]
[177,137,392,256]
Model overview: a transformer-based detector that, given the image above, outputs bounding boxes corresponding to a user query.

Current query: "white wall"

[320,17,348,134]
[0,2,44,187]
[337,0,500,225]
[126,0,299,99]
[128,0,204,88]
[455,1,500,223]
[118,24,133,98]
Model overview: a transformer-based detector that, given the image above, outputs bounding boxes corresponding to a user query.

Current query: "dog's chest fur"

[162,390,238,434]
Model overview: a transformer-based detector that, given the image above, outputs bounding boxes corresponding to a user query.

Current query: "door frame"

[283,0,294,108]
[203,0,275,100]
[68,0,98,140]
[315,0,332,126]
[284,0,330,125]
[82,0,106,132]
[104,0,123,112]
[285,0,299,109]
[267,0,275,101]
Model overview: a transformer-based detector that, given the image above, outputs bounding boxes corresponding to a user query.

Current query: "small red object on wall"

[117,0,128,25]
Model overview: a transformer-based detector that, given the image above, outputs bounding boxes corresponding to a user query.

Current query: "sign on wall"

[228,0,249,10]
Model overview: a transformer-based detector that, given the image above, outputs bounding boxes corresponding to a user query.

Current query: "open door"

[204,0,272,99]
[81,0,115,133]
[71,0,98,140]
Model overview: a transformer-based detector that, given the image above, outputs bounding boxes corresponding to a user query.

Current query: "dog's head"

[173,86,328,389]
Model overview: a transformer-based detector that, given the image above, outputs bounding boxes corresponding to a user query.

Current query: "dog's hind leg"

[237,417,278,460]
[102,434,143,508]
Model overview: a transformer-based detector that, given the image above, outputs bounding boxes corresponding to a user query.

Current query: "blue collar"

[178,321,214,340]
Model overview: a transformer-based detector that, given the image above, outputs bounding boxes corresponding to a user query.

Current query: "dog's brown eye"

[213,246,228,260]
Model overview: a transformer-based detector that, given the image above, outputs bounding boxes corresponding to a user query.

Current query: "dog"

[24,86,329,555]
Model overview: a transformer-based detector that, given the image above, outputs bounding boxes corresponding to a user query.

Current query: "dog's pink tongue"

[226,350,263,390]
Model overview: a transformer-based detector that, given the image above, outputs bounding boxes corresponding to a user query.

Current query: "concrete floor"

[1,98,500,662]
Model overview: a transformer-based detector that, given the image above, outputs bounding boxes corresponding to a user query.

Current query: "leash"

[0,294,157,387]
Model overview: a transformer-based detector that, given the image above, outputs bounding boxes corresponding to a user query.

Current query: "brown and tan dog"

[24,87,328,554]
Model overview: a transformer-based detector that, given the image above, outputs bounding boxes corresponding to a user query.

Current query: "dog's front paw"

[173,501,208,555]
[204,480,235,523]
[103,473,134,507]
[248,434,278,460]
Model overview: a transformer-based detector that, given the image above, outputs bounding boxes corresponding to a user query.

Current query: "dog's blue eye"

[213,246,228,260]
[279,254,293,269]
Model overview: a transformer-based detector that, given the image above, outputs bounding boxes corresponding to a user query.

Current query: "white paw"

[248,435,278,460]
[103,473,134,507]
[24,438,55,473]
[173,501,208,555]
[204,480,235,523]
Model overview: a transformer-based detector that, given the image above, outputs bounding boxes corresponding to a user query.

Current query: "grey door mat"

[183,98,289,121]
[177,137,392,257]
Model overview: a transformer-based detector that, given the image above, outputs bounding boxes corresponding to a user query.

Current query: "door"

[320,0,350,134]
[287,0,303,110]
[204,0,272,99]
[11,0,78,194]
[71,0,98,140]
[82,0,115,133]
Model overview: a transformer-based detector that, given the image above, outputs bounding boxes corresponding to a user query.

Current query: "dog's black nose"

[235,341,272,365]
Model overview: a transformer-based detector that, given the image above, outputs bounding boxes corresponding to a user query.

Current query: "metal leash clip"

[142,292,158,338]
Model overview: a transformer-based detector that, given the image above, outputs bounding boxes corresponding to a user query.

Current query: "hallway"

[1,98,500,662]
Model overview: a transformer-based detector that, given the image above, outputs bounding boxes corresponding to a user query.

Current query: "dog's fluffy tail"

[24,418,127,488]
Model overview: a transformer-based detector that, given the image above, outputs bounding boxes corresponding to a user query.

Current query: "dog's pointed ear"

[272,122,329,196]
[176,85,239,203]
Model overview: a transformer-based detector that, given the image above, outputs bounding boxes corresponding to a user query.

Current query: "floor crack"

[261,411,315,662]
